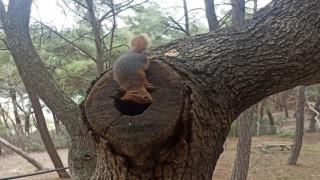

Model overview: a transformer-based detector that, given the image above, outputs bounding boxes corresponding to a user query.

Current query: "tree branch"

[33,19,97,62]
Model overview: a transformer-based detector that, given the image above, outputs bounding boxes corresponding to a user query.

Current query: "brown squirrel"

[113,34,154,104]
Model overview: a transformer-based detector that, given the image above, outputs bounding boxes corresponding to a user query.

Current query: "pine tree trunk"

[287,86,305,165]
[231,107,253,180]
[308,96,320,132]
[24,82,70,178]
[266,108,277,134]
[204,0,219,31]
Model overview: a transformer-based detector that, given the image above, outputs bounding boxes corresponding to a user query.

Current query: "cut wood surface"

[83,60,185,166]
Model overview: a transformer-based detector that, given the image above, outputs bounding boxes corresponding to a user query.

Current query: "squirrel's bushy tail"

[129,33,151,52]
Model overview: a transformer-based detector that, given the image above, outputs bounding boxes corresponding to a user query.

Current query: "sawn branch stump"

[81,60,186,167]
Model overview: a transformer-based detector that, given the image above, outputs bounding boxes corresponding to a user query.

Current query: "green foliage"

[277,130,295,138]
[0,121,6,132]
[228,121,238,137]
[122,2,207,46]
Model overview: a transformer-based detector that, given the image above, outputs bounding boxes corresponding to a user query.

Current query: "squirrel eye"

[130,91,139,94]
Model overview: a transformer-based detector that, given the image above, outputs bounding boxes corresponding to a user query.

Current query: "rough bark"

[231,107,253,180]
[203,0,219,31]
[25,82,70,178]
[0,136,44,170]
[0,1,96,179]
[287,86,305,165]
[308,96,320,132]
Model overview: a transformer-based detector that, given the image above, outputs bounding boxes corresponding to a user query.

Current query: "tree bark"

[0,136,44,170]
[231,107,253,180]
[203,0,219,31]
[287,86,305,165]
[25,82,70,178]
[2,0,320,179]
[308,96,320,132]
[0,1,96,179]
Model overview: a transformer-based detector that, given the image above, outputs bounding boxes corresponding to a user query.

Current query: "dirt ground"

[0,149,69,180]
[213,133,320,180]
[0,133,319,180]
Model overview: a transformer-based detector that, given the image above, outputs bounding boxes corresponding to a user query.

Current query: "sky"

[30,0,273,29]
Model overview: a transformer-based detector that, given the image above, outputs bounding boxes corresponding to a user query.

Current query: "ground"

[0,134,319,179]
[213,133,320,180]
[0,133,319,180]
[0,149,69,180]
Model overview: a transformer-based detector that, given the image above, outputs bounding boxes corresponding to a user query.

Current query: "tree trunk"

[266,108,276,134]
[182,0,190,35]
[287,86,305,165]
[232,0,245,25]
[253,0,257,13]
[259,99,266,118]
[24,82,70,178]
[231,107,253,180]
[10,89,23,135]
[85,0,105,74]
[204,0,219,31]
[0,137,44,170]
[2,0,320,179]
[53,113,61,134]
[285,107,289,118]
[25,113,31,134]
[308,96,320,132]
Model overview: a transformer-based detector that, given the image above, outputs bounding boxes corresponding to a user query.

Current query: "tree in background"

[203,0,219,31]
[287,86,305,165]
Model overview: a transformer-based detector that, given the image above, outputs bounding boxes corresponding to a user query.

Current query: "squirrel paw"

[146,83,155,89]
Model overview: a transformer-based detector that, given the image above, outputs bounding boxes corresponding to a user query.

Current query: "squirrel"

[112,33,154,104]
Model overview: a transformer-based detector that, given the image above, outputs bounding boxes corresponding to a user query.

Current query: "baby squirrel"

[113,34,154,104]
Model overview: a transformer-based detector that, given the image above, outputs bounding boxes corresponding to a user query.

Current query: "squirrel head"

[121,89,153,104]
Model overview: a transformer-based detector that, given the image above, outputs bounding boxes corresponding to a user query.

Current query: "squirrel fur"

[113,34,154,104]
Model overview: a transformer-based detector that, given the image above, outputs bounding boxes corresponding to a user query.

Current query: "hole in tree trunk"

[113,90,152,116]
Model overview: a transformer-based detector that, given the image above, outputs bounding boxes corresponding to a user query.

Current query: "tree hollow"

[83,60,185,166]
